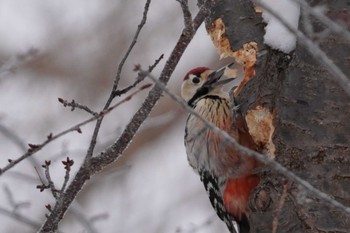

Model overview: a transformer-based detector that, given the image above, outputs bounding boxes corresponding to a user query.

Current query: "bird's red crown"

[184,67,210,80]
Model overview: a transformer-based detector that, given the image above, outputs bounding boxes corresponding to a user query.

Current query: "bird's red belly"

[223,175,260,220]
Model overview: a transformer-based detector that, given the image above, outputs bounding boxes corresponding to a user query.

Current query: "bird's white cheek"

[181,82,196,101]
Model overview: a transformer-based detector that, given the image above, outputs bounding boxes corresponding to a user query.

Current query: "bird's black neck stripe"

[187,86,209,107]
[205,95,224,101]
[188,93,224,108]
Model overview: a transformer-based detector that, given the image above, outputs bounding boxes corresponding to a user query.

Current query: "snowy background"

[0,0,230,232]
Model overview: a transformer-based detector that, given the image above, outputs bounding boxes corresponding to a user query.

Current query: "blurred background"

[0,0,232,232]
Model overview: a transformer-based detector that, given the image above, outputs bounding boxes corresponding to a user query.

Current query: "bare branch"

[0,84,151,175]
[39,5,208,232]
[35,166,50,193]
[58,98,98,116]
[112,0,152,91]
[43,161,59,199]
[91,5,207,170]
[143,70,350,216]
[60,157,73,194]
[254,0,350,96]
[113,54,164,98]
[84,0,153,163]
[7,169,99,233]
[0,124,43,172]
[176,0,194,33]
[37,157,74,201]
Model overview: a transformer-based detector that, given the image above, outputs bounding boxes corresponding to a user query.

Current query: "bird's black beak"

[204,63,235,88]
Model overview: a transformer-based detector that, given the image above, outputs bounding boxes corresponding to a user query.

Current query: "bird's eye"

[192,77,200,84]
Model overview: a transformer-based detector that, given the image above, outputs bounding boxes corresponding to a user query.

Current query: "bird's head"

[181,63,234,102]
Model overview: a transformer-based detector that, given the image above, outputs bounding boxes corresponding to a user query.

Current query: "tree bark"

[200,0,350,232]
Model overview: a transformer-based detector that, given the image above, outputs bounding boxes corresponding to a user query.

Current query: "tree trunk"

[200,0,350,232]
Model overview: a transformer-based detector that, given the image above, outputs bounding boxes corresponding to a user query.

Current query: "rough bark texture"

[199,0,265,51]
[201,0,350,232]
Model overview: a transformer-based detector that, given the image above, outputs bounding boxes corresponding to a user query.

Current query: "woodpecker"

[181,64,260,233]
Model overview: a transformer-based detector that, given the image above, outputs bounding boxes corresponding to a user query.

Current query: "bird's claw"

[232,104,241,112]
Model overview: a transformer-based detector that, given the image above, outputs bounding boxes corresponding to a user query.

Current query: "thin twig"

[35,166,50,193]
[148,54,164,71]
[58,98,98,116]
[60,157,74,194]
[44,162,59,199]
[7,169,98,233]
[113,54,164,98]
[0,124,42,171]
[143,70,350,216]
[176,0,194,33]
[84,0,152,163]
[112,0,151,91]
[113,77,146,98]
[60,169,70,195]
[255,0,350,96]
[0,84,151,176]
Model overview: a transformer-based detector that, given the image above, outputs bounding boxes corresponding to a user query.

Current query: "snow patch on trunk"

[261,0,300,53]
